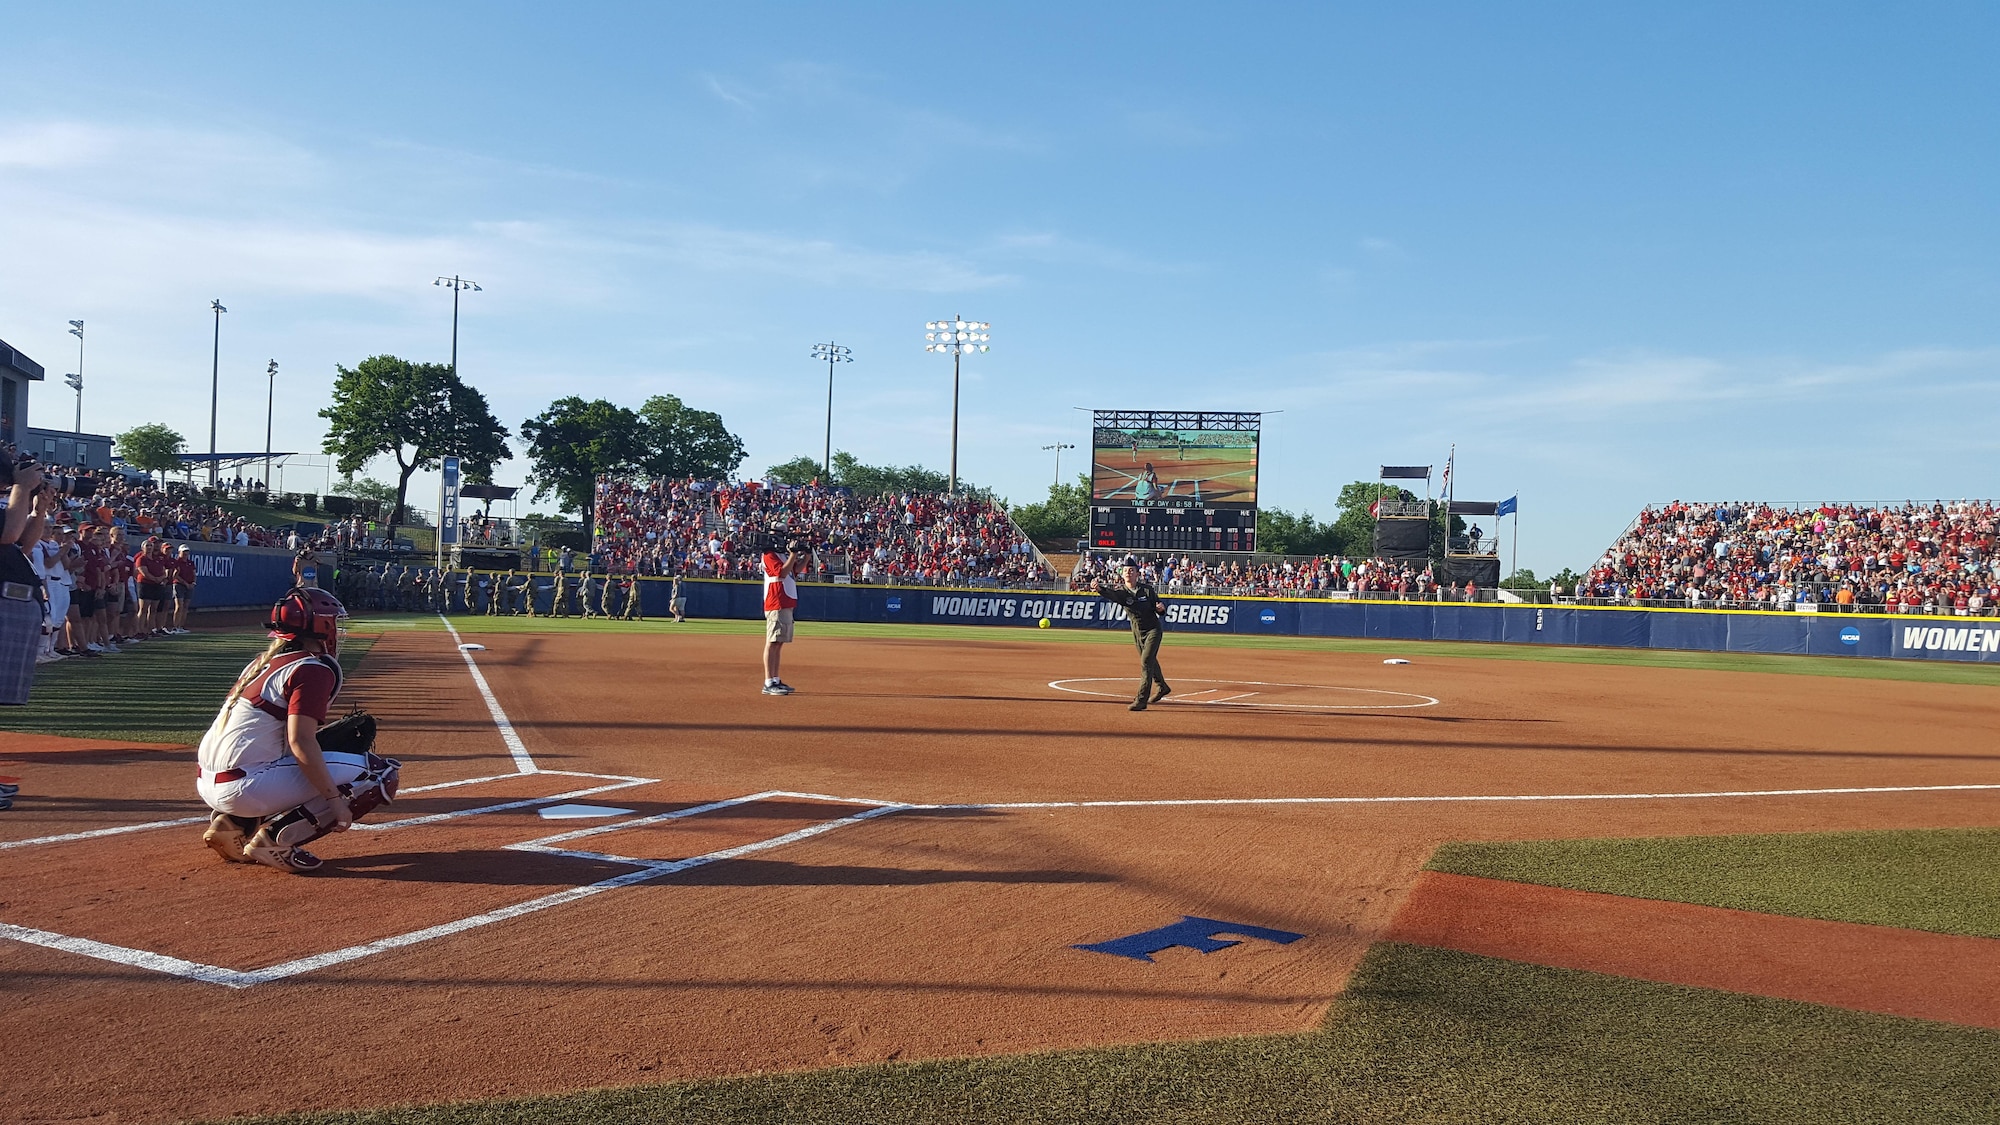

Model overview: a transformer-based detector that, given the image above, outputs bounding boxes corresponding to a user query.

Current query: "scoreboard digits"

[1090,506,1257,553]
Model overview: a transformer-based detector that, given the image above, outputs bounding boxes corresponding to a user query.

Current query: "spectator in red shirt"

[135,537,173,636]
[761,540,808,695]
[173,545,197,633]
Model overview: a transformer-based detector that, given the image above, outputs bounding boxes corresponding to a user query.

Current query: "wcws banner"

[666,580,2000,664]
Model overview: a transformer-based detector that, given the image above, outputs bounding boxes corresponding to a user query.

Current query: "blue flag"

[1495,494,1518,518]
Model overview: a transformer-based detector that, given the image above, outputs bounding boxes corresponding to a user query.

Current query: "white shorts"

[198,751,372,819]
[764,607,795,643]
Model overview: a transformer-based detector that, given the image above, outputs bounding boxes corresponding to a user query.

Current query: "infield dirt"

[2,624,1996,1124]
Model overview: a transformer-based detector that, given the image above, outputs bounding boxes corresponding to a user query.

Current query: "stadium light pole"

[1041,442,1074,488]
[66,320,84,433]
[811,341,852,480]
[263,359,278,489]
[434,276,482,377]
[923,315,990,494]
[208,299,226,490]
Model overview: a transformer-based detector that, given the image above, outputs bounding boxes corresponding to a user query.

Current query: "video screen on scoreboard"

[1091,418,1259,509]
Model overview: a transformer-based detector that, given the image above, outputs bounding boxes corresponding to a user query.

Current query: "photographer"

[760,537,810,696]
[0,457,65,703]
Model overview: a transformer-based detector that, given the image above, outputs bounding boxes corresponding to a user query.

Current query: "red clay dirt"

[1388,871,2000,1029]
[1,623,1998,1123]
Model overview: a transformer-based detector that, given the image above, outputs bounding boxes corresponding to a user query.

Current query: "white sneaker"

[85,643,105,653]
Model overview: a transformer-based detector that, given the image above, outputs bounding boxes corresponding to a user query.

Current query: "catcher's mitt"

[317,708,378,757]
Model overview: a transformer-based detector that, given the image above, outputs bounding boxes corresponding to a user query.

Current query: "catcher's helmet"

[267,586,347,642]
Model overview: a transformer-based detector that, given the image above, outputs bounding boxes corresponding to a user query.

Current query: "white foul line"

[440,615,537,774]
[912,781,2000,811]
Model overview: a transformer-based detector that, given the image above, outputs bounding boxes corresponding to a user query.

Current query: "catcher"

[196,587,400,873]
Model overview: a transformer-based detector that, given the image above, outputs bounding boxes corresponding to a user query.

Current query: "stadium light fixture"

[208,299,227,489]
[434,275,482,378]
[264,359,279,489]
[811,341,853,480]
[65,319,84,433]
[1041,441,1075,488]
[923,315,991,494]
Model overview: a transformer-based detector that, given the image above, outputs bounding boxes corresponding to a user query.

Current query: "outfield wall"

[659,578,2000,665]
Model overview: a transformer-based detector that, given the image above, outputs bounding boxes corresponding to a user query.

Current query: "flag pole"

[1512,498,1520,599]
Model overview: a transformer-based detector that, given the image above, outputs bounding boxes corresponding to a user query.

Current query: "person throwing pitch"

[761,538,809,695]
[1096,555,1171,711]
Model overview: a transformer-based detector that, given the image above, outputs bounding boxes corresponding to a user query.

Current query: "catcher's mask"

[267,586,348,649]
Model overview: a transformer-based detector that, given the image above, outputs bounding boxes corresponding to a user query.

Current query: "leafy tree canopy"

[330,476,397,504]
[765,456,824,486]
[827,451,986,497]
[519,397,646,520]
[1010,473,1090,543]
[1257,507,1344,556]
[113,423,187,475]
[318,355,511,535]
[637,394,745,480]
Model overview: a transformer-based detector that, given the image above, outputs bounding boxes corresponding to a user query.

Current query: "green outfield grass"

[375,611,2000,687]
[222,941,2000,1125]
[1431,828,2000,940]
[0,632,377,743]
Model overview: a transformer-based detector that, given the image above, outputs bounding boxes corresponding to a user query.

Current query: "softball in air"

[1038,618,1051,628]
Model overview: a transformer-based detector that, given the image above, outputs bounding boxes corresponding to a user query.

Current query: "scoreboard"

[1088,409,1261,553]
[1091,505,1257,552]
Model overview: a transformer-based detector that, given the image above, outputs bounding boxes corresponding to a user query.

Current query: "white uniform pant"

[43,583,69,655]
[198,752,372,820]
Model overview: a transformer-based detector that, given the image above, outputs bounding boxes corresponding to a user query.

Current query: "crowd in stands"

[1069,552,1479,600]
[592,478,1051,586]
[1577,500,2000,614]
[65,471,302,548]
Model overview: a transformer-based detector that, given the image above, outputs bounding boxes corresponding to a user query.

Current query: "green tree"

[828,451,966,496]
[637,394,746,480]
[1010,473,1089,542]
[319,355,512,540]
[1256,507,1343,556]
[330,476,397,505]
[519,397,647,520]
[1501,567,1541,592]
[113,423,187,476]
[765,456,824,486]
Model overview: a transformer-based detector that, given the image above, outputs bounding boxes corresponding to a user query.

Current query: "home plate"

[458,643,487,651]
[537,804,634,820]
[1383,659,1411,665]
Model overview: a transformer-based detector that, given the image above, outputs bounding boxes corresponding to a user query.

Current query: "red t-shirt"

[762,552,799,611]
[80,545,107,589]
[138,553,170,582]
[175,557,196,584]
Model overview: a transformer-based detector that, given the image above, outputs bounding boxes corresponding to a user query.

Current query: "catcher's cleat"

[202,812,254,864]
[242,825,325,873]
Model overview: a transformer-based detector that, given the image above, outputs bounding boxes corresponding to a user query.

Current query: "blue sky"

[2,3,1995,574]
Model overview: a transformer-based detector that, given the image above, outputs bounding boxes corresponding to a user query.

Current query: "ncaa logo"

[886,596,903,613]
[1839,626,1861,646]
[1259,609,1277,624]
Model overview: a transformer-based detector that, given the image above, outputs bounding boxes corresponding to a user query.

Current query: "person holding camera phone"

[760,538,810,695]
[0,450,98,702]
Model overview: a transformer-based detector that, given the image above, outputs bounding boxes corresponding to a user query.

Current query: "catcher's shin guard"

[343,752,402,820]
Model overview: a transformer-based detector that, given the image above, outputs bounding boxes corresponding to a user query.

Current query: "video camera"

[0,448,98,499]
